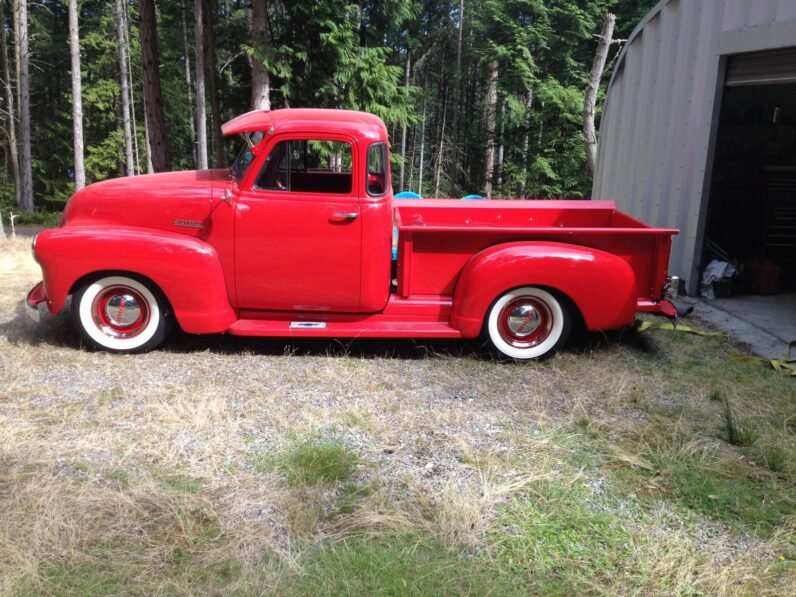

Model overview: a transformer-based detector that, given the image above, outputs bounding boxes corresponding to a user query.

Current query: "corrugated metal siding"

[593,0,796,292]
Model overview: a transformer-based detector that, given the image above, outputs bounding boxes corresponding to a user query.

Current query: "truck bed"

[394,200,678,302]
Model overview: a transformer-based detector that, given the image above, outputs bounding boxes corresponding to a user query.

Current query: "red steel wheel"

[92,285,151,339]
[71,275,172,353]
[482,286,571,360]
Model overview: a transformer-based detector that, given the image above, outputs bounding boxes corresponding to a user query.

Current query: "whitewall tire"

[71,275,172,353]
[482,286,571,360]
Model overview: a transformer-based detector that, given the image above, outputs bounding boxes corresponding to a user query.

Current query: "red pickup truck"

[27,108,677,360]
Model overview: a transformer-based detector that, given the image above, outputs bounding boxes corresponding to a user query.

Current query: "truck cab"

[221,109,393,314]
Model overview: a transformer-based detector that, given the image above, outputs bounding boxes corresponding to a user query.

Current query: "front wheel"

[481,286,571,360]
[71,275,173,353]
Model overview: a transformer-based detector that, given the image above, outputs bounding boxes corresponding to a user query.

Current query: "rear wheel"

[481,286,571,360]
[71,275,172,353]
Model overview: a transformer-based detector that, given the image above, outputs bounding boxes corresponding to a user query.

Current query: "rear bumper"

[636,298,677,319]
[26,281,51,322]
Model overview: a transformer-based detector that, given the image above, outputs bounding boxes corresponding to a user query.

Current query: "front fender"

[34,226,236,334]
[450,241,637,337]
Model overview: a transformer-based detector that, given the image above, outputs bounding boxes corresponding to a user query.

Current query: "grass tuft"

[268,438,359,487]
[753,441,788,474]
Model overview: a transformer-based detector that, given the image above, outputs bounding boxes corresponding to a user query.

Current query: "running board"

[228,319,462,338]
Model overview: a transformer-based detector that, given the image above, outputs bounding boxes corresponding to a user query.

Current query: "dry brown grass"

[1,235,794,593]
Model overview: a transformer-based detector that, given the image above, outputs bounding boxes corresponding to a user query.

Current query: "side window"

[255,139,352,194]
[366,143,387,196]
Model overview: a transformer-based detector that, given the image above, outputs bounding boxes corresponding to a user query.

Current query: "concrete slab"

[681,293,796,359]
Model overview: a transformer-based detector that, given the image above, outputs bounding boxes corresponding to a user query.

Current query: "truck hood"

[62,169,230,236]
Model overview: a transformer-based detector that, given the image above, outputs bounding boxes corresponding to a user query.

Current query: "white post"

[9,212,18,238]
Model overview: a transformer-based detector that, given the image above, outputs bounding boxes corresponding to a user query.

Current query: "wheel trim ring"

[497,297,553,349]
[92,286,150,338]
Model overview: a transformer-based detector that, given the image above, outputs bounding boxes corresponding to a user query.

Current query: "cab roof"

[221,108,388,143]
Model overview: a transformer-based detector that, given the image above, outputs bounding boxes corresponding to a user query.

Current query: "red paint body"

[29,108,678,344]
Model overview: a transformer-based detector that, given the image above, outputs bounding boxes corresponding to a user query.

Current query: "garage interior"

[705,49,796,301]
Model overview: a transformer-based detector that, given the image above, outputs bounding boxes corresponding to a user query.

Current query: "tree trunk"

[583,13,615,176]
[0,0,20,208]
[122,0,140,174]
[407,124,416,191]
[519,90,533,198]
[537,100,545,148]
[455,0,464,91]
[398,51,410,190]
[204,0,224,167]
[140,0,171,172]
[452,0,464,148]
[143,94,154,174]
[14,0,33,211]
[193,0,208,169]
[497,96,505,189]
[417,95,427,197]
[433,92,447,199]
[115,0,133,176]
[68,0,85,188]
[250,0,271,110]
[181,0,197,168]
[483,59,498,200]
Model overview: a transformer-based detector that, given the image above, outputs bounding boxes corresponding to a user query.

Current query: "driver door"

[234,136,363,312]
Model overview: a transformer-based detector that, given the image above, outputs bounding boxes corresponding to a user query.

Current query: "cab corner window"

[255,139,352,194]
[366,143,387,196]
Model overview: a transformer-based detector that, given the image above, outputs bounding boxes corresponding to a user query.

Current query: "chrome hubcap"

[506,303,543,338]
[498,297,553,348]
[103,294,142,328]
[92,285,150,338]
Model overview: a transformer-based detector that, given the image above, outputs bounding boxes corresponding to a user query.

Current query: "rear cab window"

[366,143,388,196]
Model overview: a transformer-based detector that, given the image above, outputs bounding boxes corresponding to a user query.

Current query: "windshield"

[230,131,265,183]
[231,145,255,183]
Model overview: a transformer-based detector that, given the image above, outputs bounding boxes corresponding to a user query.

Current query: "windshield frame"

[230,131,265,184]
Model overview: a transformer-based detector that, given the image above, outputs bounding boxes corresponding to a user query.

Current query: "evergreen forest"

[0,0,657,219]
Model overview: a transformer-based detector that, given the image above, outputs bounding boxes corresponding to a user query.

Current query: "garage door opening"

[704,50,796,296]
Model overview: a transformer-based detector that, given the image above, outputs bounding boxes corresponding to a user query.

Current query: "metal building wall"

[593,0,796,292]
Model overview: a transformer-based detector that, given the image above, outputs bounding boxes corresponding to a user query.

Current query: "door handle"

[330,212,359,222]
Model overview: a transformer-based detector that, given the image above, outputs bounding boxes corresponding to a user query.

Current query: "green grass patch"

[105,469,129,489]
[258,438,359,487]
[343,407,376,434]
[603,425,796,534]
[277,536,526,596]
[661,460,795,532]
[494,480,640,593]
[162,473,202,494]
[16,549,243,596]
[13,527,239,597]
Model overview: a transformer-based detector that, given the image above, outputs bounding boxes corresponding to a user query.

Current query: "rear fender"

[450,241,637,337]
[34,226,236,334]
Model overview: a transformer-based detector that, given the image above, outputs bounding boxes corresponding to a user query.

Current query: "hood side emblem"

[173,219,205,229]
